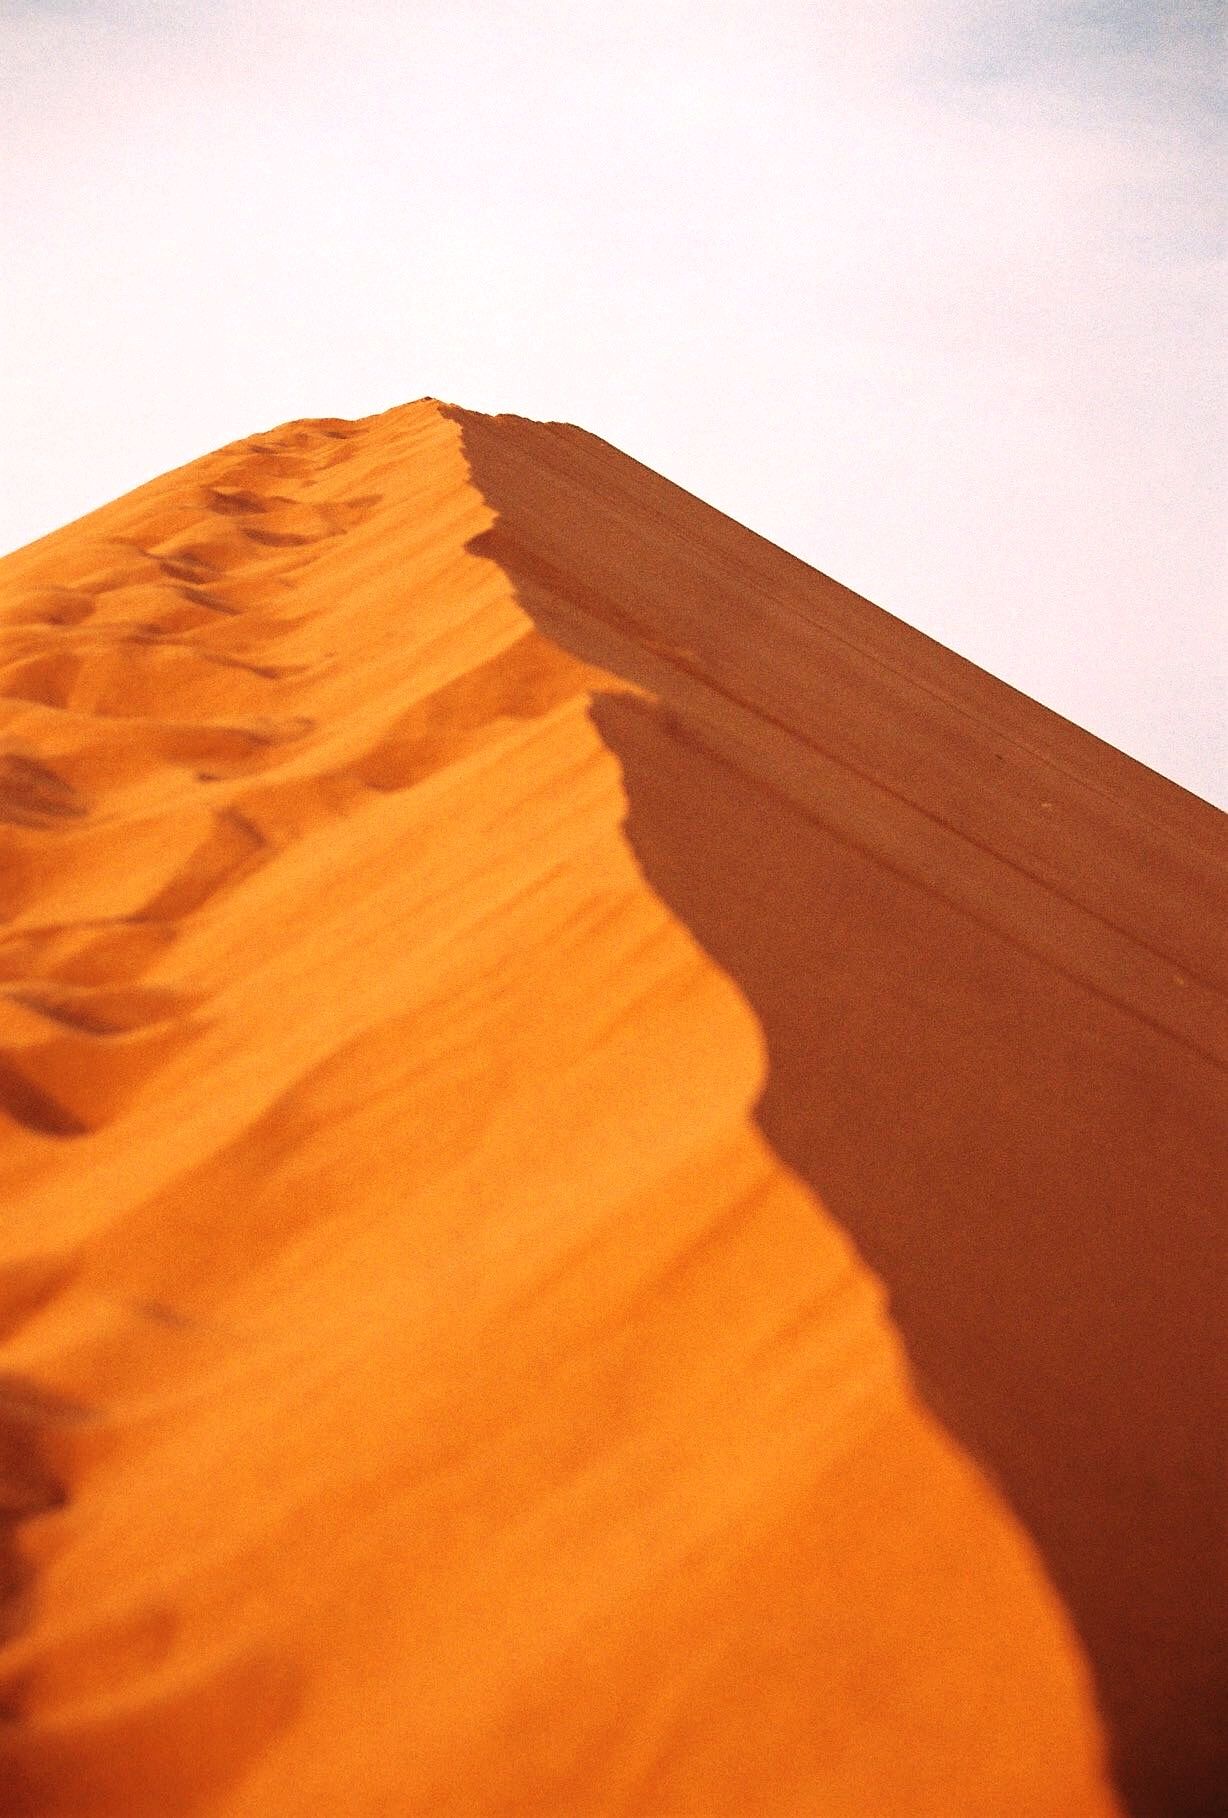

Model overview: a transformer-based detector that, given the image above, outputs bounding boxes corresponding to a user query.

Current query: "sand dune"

[0,400,1223,1816]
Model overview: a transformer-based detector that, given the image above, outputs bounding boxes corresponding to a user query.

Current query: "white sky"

[2,0,1225,804]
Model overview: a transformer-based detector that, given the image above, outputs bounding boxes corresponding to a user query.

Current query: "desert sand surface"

[0,399,1223,1817]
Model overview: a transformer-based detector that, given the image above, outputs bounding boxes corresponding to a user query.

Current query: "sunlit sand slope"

[0,400,1221,1815]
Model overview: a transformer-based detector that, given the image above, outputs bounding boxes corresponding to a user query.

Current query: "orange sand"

[0,401,1223,1816]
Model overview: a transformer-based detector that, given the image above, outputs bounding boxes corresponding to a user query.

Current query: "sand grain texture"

[0,401,1224,1816]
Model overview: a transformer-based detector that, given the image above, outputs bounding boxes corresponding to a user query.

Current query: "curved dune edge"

[0,397,1207,1812]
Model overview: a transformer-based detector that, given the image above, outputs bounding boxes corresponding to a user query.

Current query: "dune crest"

[0,400,1222,1815]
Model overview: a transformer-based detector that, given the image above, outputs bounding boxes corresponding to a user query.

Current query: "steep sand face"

[445,411,1228,1818]
[0,400,1219,1815]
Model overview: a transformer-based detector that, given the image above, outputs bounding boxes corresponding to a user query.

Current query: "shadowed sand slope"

[0,399,1221,1816]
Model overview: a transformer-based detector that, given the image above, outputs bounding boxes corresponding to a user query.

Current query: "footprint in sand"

[0,923,177,992]
[0,757,87,830]
[0,979,199,1140]
[1,589,96,630]
[0,650,82,710]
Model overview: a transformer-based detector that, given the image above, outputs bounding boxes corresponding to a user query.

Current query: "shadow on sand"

[446,407,1228,1818]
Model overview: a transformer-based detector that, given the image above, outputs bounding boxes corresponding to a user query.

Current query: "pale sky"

[3,1,1224,804]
